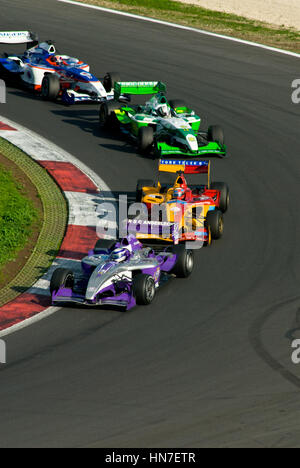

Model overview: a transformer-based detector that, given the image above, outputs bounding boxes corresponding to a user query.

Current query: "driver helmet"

[173,187,185,200]
[55,55,64,65]
[48,55,62,65]
[111,248,129,263]
[156,103,171,118]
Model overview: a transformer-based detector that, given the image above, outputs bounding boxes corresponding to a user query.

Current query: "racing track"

[0,0,300,448]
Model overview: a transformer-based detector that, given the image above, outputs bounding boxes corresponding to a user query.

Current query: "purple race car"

[50,235,194,310]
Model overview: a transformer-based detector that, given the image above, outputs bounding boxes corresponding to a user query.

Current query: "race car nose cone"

[187,135,198,152]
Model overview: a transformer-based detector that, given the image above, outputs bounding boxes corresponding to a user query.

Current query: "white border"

[0,115,111,192]
[0,307,60,338]
[58,0,300,59]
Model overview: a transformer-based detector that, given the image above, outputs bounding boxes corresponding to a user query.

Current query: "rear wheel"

[169,245,194,278]
[0,63,12,84]
[138,127,154,155]
[103,72,121,93]
[94,239,117,254]
[211,182,230,213]
[206,210,224,240]
[99,101,120,130]
[136,179,155,202]
[41,74,60,101]
[133,274,156,305]
[50,268,74,295]
[169,99,186,111]
[208,125,225,146]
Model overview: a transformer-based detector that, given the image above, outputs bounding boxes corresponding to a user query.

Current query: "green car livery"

[99,81,227,158]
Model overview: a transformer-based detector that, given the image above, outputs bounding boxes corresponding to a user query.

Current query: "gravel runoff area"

[173,0,300,30]
[71,0,300,53]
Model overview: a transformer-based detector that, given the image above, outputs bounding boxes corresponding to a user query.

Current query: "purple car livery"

[50,235,194,310]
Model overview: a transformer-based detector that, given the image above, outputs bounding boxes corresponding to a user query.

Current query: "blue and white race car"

[0,31,121,104]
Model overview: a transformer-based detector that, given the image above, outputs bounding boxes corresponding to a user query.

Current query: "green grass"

[0,138,68,307]
[0,164,38,267]
[75,0,300,53]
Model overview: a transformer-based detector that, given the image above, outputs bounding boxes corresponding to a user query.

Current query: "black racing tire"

[103,72,121,93]
[0,63,10,82]
[136,179,155,202]
[211,182,230,213]
[41,74,60,101]
[50,268,74,295]
[26,40,39,50]
[94,239,117,254]
[169,99,187,111]
[133,274,156,306]
[169,245,194,278]
[206,210,224,240]
[207,125,225,146]
[0,63,21,86]
[138,126,154,155]
[99,100,120,130]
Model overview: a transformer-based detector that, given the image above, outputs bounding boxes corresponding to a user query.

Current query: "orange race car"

[133,159,230,246]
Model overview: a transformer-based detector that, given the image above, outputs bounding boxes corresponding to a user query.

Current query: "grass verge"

[72,0,300,53]
[0,162,39,269]
[0,138,68,307]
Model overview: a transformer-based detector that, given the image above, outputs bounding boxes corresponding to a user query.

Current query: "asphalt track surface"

[0,0,300,448]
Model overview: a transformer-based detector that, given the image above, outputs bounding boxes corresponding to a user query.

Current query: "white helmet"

[111,248,129,263]
[156,103,171,118]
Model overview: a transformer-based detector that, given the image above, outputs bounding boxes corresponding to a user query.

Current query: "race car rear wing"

[114,81,166,99]
[159,159,210,174]
[0,31,38,46]
[159,159,211,187]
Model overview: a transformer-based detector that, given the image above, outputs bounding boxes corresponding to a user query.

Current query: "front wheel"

[99,101,120,130]
[208,125,225,146]
[41,74,60,101]
[211,182,230,213]
[133,274,156,305]
[50,268,74,295]
[138,127,154,155]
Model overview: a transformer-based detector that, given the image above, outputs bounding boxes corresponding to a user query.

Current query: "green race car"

[99,81,227,158]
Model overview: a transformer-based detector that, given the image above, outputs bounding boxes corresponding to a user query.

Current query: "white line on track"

[58,0,300,59]
[0,116,112,192]
[0,307,61,338]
